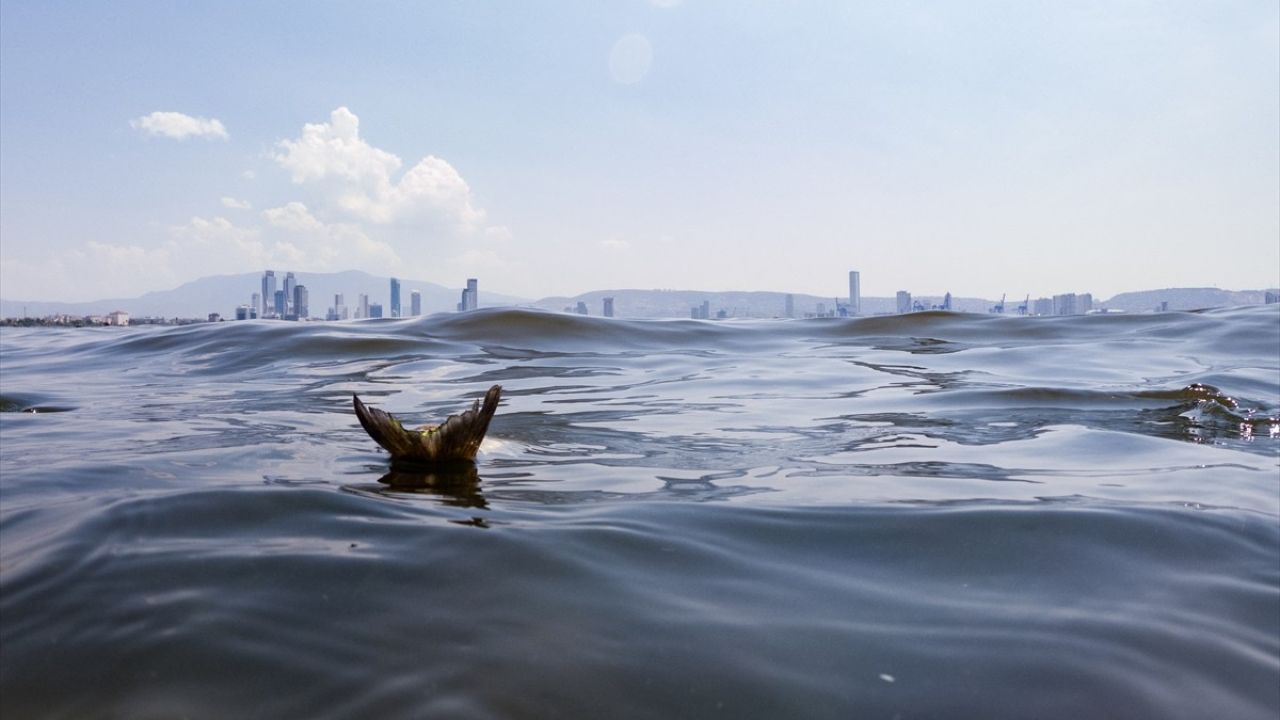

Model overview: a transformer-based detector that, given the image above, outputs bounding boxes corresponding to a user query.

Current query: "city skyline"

[5,259,1280,320]
[2,2,1276,304]
[3,269,1276,326]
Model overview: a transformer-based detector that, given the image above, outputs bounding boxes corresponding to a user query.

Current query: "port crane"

[1016,295,1030,315]
[990,293,1006,314]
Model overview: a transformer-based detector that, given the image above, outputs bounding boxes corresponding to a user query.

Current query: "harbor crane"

[1016,295,1030,315]
[990,293,1006,314]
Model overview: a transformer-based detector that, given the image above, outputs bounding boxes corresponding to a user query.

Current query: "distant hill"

[0,270,529,319]
[3,276,1276,320]
[531,289,1001,318]
[1098,288,1279,313]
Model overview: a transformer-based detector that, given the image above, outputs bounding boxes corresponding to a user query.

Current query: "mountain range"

[1,271,1276,320]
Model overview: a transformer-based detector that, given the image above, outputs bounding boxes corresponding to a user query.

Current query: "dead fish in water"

[353,384,502,464]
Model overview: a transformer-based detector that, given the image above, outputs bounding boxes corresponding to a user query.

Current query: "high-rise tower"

[848,271,861,316]
[390,278,401,318]
[293,285,308,319]
[283,272,297,315]
[261,270,276,317]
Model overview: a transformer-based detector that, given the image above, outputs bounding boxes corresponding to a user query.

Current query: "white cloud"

[131,111,229,140]
[263,201,325,232]
[259,202,401,271]
[272,107,487,229]
[7,108,507,301]
[599,238,631,251]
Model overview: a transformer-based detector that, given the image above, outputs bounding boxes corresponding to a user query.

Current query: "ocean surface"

[1,307,1278,719]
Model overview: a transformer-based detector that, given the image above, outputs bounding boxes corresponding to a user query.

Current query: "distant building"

[106,310,129,326]
[369,302,384,319]
[1053,293,1078,316]
[358,293,370,319]
[848,271,861,315]
[261,271,276,317]
[234,305,252,321]
[274,289,287,318]
[410,290,422,316]
[575,301,588,315]
[940,292,953,311]
[390,278,401,318]
[251,292,260,316]
[209,312,222,322]
[1032,298,1053,316]
[1267,291,1279,304]
[896,291,912,314]
[293,285,309,320]
[691,300,712,319]
[283,272,296,316]
[1080,293,1093,314]
[457,278,479,312]
[603,297,615,318]
[785,293,795,319]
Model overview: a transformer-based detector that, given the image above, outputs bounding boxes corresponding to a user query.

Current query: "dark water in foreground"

[2,307,1278,719]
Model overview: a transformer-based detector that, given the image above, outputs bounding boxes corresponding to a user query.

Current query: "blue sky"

[2,0,1277,302]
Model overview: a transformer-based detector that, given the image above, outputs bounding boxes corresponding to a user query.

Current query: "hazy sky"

[2,1,1277,302]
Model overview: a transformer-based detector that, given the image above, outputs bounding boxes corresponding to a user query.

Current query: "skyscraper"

[293,285,308,320]
[261,271,276,317]
[358,293,369,319]
[458,278,479,312]
[603,297,615,318]
[410,290,421,316]
[274,289,287,317]
[848,271,861,315]
[369,303,384,319]
[282,272,297,315]
[390,278,401,318]
[251,292,260,316]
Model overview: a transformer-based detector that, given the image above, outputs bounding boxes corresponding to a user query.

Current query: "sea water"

[1,307,1277,719]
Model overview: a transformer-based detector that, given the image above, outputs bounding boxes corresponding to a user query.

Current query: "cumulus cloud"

[263,201,325,232]
[259,202,400,271]
[7,107,507,300]
[131,111,229,140]
[272,107,486,228]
